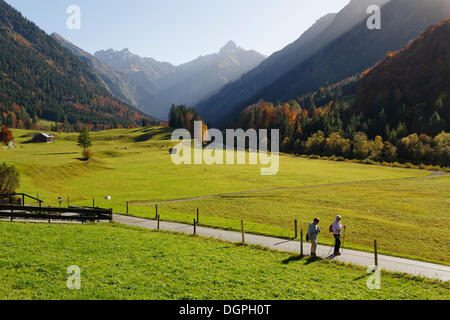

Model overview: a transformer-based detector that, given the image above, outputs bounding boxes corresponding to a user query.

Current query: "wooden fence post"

[155,204,158,219]
[374,240,378,267]
[67,196,70,207]
[241,220,245,244]
[157,214,160,230]
[197,208,199,224]
[294,219,298,239]
[193,219,196,235]
[93,198,95,208]
[126,201,129,214]
[300,229,304,256]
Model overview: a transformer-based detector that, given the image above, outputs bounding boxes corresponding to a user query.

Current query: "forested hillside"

[0,0,156,128]
[353,19,450,136]
[235,21,450,167]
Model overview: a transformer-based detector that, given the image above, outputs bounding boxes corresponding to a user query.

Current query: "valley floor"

[3,127,449,265]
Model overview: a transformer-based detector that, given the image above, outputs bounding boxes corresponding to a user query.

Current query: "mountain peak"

[220,41,239,54]
[51,32,63,40]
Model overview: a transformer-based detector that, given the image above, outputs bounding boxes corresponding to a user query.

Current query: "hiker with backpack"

[330,215,346,256]
[307,218,321,257]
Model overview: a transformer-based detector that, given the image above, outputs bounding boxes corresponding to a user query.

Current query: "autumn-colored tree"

[325,132,351,157]
[369,136,384,161]
[0,126,14,145]
[304,131,325,155]
[352,132,370,160]
[382,142,398,162]
[433,132,450,166]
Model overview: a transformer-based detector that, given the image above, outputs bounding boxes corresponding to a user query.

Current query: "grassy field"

[0,221,448,300]
[149,175,450,264]
[2,127,449,264]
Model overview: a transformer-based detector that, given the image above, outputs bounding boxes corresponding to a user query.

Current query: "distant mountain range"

[51,33,156,115]
[94,42,266,120]
[94,48,175,97]
[197,0,450,127]
[0,0,155,127]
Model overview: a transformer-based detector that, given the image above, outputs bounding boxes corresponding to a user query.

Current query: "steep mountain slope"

[95,42,266,120]
[94,48,175,97]
[0,0,155,127]
[51,33,140,107]
[196,0,390,126]
[51,33,157,118]
[353,19,450,136]
[257,0,450,104]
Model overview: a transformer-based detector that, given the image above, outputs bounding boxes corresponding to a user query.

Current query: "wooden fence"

[0,193,43,206]
[0,204,112,223]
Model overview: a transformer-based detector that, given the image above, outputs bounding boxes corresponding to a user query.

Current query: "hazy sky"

[5,0,350,65]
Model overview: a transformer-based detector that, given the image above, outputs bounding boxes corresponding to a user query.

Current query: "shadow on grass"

[134,127,173,142]
[353,273,370,281]
[282,255,321,265]
[33,152,78,156]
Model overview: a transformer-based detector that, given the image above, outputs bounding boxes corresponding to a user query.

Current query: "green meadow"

[0,222,448,300]
[2,128,449,264]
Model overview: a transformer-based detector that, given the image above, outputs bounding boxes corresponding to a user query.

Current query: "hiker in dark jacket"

[331,215,346,256]
[308,218,321,257]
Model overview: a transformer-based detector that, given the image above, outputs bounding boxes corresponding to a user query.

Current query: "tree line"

[236,100,449,167]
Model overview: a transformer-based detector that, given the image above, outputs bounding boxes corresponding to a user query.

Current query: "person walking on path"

[308,218,321,257]
[331,215,346,256]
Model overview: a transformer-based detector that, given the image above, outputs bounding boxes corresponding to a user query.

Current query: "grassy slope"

[2,128,448,264]
[0,222,448,300]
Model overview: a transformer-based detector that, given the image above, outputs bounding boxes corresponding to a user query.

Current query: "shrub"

[82,149,94,161]
[0,163,20,194]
